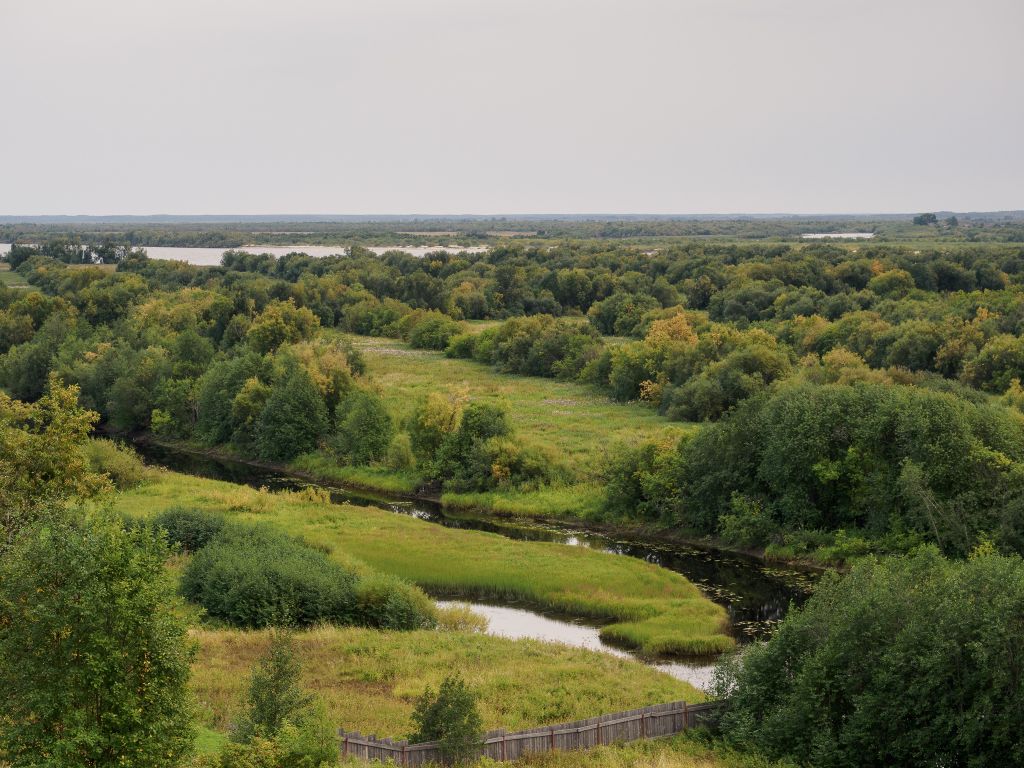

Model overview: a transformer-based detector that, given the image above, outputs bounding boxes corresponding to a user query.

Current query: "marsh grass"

[112,472,733,656]
[191,626,699,738]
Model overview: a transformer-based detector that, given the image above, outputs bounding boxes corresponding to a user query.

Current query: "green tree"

[409,674,483,766]
[0,512,196,767]
[332,389,394,465]
[254,366,329,461]
[233,631,314,744]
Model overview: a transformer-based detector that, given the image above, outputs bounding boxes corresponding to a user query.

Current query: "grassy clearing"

[0,263,30,288]
[112,471,733,656]
[325,333,689,519]
[191,626,697,737]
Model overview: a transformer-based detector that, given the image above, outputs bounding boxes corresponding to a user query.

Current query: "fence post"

[640,711,646,738]
[549,726,555,751]
[343,735,348,757]
[597,720,602,746]
[402,743,407,766]
[683,702,689,730]
[501,731,507,761]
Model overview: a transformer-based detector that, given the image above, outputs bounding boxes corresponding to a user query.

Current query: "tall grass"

[111,472,734,656]
[190,626,699,738]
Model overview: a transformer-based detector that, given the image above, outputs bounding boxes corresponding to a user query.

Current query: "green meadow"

[112,471,733,657]
[319,332,690,518]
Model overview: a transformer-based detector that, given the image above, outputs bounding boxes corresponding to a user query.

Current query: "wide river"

[132,440,817,691]
[0,243,487,265]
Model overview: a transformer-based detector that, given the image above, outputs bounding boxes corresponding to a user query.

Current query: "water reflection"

[436,600,717,690]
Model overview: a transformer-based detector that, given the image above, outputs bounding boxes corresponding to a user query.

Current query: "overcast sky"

[1,0,1021,215]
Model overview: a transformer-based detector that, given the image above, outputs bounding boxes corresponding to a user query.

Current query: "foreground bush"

[410,673,484,766]
[180,523,436,630]
[0,512,195,767]
[715,546,1024,766]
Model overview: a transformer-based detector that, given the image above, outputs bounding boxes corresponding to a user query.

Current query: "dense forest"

[6,236,1024,562]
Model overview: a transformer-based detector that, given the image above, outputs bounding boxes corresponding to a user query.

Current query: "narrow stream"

[131,440,817,690]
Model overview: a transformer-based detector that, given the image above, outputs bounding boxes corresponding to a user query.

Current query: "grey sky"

[1,0,1021,215]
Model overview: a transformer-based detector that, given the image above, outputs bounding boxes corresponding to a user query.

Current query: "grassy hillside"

[112,471,733,656]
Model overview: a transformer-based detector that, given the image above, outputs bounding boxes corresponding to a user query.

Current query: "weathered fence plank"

[338,699,723,765]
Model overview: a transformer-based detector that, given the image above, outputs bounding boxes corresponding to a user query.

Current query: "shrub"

[0,512,195,767]
[445,332,477,359]
[409,674,483,765]
[153,506,226,553]
[386,432,416,470]
[715,547,1024,766]
[180,523,436,630]
[717,493,777,548]
[233,631,313,744]
[180,524,360,628]
[406,311,462,350]
[82,437,150,489]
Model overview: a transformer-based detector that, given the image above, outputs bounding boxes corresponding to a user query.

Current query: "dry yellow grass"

[191,626,697,737]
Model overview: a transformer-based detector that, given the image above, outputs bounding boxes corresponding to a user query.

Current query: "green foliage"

[409,674,484,766]
[179,522,436,630]
[82,437,150,489]
[405,310,463,350]
[716,547,1024,766]
[677,381,1024,557]
[233,631,314,744]
[0,512,196,767]
[331,388,394,465]
[196,354,265,445]
[0,377,108,551]
[255,366,329,461]
[717,494,777,548]
[246,300,320,355]
[454,315,603,379]
[153,505,226,552]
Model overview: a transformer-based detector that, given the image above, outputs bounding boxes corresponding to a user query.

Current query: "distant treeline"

[3,210,1024,248]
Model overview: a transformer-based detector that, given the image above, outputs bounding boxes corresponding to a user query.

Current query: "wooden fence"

[338,699,723,766]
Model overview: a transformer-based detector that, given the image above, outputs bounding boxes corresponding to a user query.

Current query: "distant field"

[0,263,30,287]
[344,334,689,482]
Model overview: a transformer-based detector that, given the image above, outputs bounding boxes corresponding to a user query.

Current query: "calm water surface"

[0,243,487,265]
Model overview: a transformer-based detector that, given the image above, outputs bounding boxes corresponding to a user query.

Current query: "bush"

[82,437,150,489]
[153,506,226,553]
[180,524,360,628]
[405,311,462,350]
[715,547,1024,766]
[409,674,483,765]
[233,631,313,744]
[180,522,436,630]
[0,512,195,767]
[445,332,477,359]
